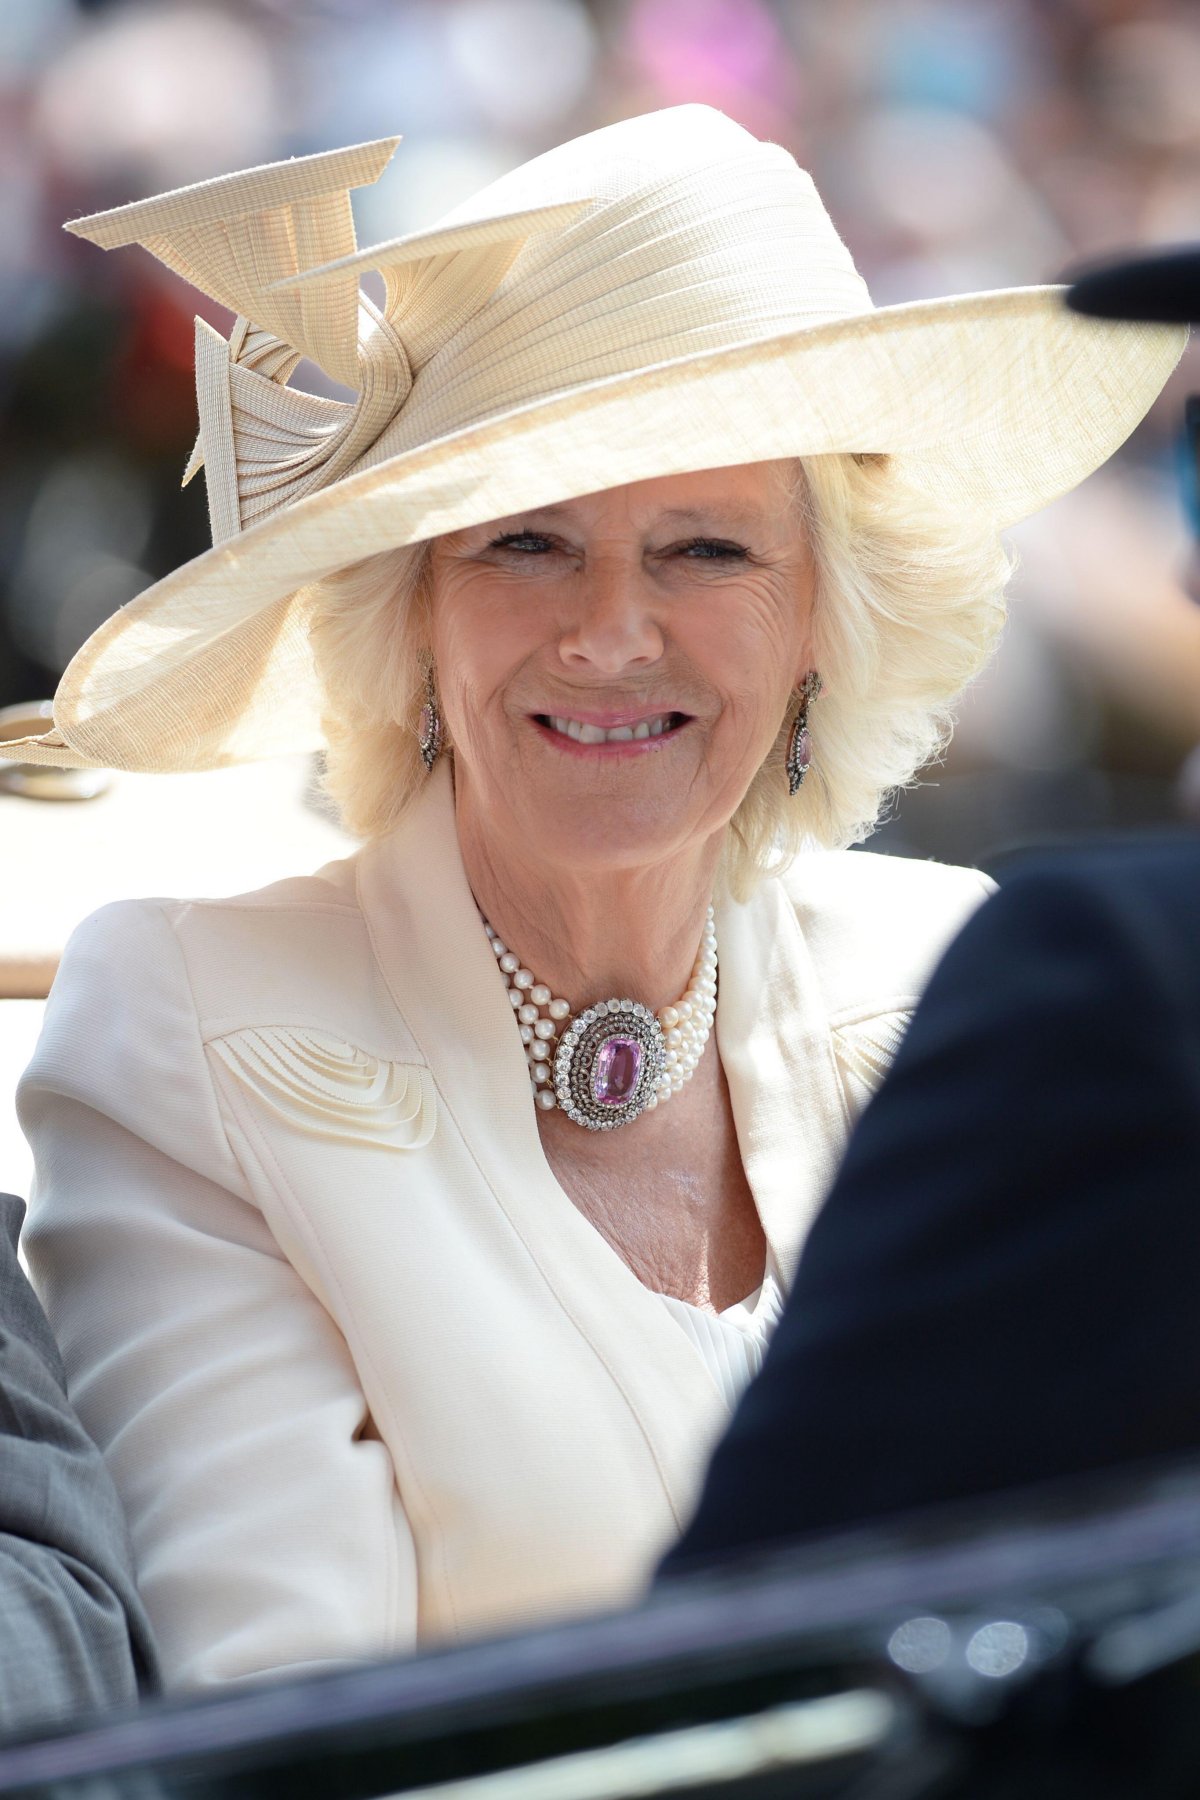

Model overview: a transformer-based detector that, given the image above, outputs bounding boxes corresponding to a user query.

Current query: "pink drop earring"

[418,663,443,772]
[785,671,822,796]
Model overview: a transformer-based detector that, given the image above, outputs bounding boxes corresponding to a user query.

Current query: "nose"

[556,556,665,676]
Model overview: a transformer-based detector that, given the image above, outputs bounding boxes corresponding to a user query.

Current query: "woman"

[13,107,1182,1687]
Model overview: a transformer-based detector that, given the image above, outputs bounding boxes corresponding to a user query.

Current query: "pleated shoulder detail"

[830,1008,914,1118]
[208,1026,436,1149]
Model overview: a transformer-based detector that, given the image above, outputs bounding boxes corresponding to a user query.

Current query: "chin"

[522,800,698,876]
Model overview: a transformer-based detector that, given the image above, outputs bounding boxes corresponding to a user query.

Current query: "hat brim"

[9,285,1185,772]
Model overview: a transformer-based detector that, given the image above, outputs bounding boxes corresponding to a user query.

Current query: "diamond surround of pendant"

[554,1001,665,1131]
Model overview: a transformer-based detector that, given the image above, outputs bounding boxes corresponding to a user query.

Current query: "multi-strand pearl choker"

[483,909,718,1131]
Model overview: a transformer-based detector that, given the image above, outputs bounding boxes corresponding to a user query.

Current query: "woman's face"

[427,459,815,877]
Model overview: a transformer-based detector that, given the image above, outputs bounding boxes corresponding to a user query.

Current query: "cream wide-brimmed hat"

[9,105,1186,773]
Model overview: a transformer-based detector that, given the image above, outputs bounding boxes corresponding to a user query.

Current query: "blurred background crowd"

[2,0,1199,867]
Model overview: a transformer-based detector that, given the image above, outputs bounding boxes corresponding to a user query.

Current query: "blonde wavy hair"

[307,455,1012,898]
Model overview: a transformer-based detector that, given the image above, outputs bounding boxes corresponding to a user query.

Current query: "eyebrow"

[652,505,770,529]
[504,502,772,530]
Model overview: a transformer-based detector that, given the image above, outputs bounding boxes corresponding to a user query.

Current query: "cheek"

[429,579,536,722]
[694,581,810,718]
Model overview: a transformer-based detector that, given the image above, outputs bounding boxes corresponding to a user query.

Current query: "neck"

[456,797,721,1012]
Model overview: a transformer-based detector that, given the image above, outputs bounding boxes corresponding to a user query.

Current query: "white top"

[657,1253,787,1409]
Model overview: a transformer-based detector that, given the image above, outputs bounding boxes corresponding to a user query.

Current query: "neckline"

[526,1063,771,1327]
[354,764,841,1493]
[379,770,782,1321]
[655,1245,781,1323]
[660,1280,762,1322]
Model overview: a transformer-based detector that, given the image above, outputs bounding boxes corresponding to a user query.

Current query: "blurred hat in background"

[1067,245,1200,324]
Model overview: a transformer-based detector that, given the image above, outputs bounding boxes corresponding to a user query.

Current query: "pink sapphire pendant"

[553,1000,665,1130]
[593,1036,642,1103]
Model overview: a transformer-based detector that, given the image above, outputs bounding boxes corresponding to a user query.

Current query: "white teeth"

[544,712,677,743]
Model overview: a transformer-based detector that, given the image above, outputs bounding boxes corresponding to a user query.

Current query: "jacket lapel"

[715,876,847,1287]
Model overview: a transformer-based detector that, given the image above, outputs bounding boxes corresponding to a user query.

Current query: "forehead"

[485,459,800,533]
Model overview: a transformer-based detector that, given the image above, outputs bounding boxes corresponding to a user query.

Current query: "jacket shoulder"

[59,854,359,949]
[57,854,414,1059]
[780,849,995,1021]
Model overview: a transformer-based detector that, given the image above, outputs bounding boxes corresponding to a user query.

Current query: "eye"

[489,530,556,554]
[676,537,750,561]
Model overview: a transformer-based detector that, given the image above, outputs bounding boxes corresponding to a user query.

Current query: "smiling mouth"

[533,711,690,745]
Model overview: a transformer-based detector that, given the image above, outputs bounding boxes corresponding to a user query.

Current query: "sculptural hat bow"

[66,138,587,545]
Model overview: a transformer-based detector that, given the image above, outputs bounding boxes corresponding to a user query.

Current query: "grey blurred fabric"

[0,1192,158,1731]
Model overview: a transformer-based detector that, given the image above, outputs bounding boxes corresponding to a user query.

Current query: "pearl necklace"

[484,908,717,1131]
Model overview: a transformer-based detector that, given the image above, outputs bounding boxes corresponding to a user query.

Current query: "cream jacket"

[19,765,992,1689]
